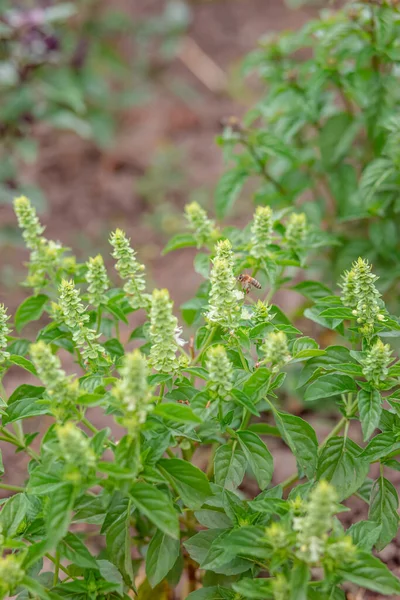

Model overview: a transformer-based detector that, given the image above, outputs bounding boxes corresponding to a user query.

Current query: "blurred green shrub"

[216,0,400,301]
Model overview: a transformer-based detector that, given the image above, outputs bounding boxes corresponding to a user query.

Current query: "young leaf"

[368,476,399,551]
[358,389,382,441]
[338,552,400,595]
[158,458,212,510]
[348,520,382,552]
[317,437,369,501]
[305,374,357,402]
[153,403,202,424]
[61,532,98,569]
[215,168,247,218]
[130,482,180,539]
[290,561,309,600]
[236,430,273,490]
[106,506,134,586]
[232,578,274,599]
[360,432,400,462]
[214,443,247,490]
[162,233,197,255]
[14,294,48,332]
[145,529,180,588]
[46,483,75,546]
[273,411,318,479]
[0,493,28,538]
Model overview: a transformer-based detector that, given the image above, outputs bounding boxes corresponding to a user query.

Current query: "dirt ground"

[1,1,399,598]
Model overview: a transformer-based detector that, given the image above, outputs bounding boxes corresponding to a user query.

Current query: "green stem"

[75,348,85,370]
[193,327,217,365]
[0,427,40,461]
[46,553,77,579]
[0,483,25,492]
[237,346,250,372]
[81,416,99,435]
[157,383,165,405]
[53,550,60,586]
[166,448,175,458]
[115,320,120,342]
[96,306,102,334]
[206,443,217,479]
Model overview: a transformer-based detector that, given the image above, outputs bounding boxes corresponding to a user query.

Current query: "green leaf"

[153,403,202,424]
[232,578,274,599]
[290,561,309,600]
[8,354,37,376]
[358,389,382,441]
[243,369,271,402]
[158,458,212,509]
[146,529,180,588]
[304,374,357,402]
[215,168,247,218]
[360,432,400,462]
[106,505,134,586]
[21,575,53,600]
[317,437,369,501]
[319,307,354,319]
[237,430,273,490]
[291,280,333,301]
[4,384,46,424]
[223,525,270,559]
[273,411,318,479]
[27,470,64,495]
[106,300,128,325]
[162,233,197,255]
[46,483,75,546]
[214,443,247,490]
[338,552,400,595]
[61,532,98,569]
[348,520,382,552]
[368,476,399,551]
[130,482,179,539]
[184,528,220,563]
[231,389,260,416]
[0,493,28,537]
[15,294,48,332]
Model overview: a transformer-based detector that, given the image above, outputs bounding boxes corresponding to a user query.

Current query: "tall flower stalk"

[110,229,149,310]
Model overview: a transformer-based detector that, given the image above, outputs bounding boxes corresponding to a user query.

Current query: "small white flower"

[174,326,187,347]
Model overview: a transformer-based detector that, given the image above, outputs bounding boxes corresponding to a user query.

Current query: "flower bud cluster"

[0,305,11,365]
[250,205,273,258]
[14,196,67,292]
[56,421,96,470]
[30,341,78,414]
[205,240,243,329]
[110,229,148,310]
[113,349,152,435]
[206,345,233,402]
[0,554,25,598]
[252,300,272,324]
[272,574,290,600]
[59,280,103,361]
[340,258,384,336]
[86,255,109,307]
[294,480,339,563]
[184,201,218,248]
[362,338,393,386]
[261,331,291,370]
[285,212,307,249]
[149,289,184,372]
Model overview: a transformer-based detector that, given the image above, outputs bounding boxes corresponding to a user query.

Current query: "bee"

[237,273,262,294]
[219,115,243,133]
